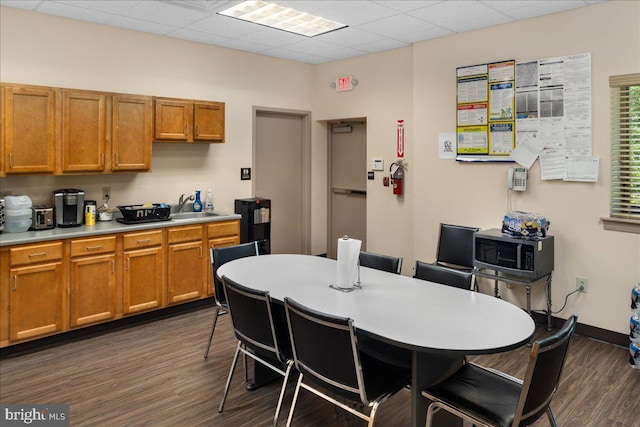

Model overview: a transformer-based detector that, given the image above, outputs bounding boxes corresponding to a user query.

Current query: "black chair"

[359,251,403,274]
[422,315,578,427]
[435,223,479,269]
[413,260,473,290]
[219,276,294,427]
[283,297,410,427]
[203,241,260,359]
[434,223,479,290]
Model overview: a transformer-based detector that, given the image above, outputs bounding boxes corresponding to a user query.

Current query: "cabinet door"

[61,90,107,172]
[193,102,224,142]
[124,246,164,314]
[70,253,116,327]
[10,262,64,341]
[167,241,204,304]
[154,99,192,141]
[112,95,152,171]
[206,236,240,296]
[3,85,56,173]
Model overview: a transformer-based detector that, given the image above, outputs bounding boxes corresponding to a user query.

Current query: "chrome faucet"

[177,193,195,212]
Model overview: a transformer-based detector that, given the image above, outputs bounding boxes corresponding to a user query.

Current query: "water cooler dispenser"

[234,198,271,254]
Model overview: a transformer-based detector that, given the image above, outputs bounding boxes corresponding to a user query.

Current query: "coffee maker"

[53,189,85,227]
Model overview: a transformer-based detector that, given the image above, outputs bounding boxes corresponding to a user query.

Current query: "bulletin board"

[456,60,515,161]
[455,52,596,182]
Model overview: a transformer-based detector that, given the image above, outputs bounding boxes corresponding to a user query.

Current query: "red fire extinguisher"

[390,162,404,195]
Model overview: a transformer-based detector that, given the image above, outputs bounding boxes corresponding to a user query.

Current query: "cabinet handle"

[101,153,105,166]
[196,124,200,137]
[86,245,103,251]
[185,124,189,136]
[199,247,203,258]
[13,275,17,291]
[127,257,130,271]
[115,153,119,166]
[112,259,115,273]
[28,252,47,258]
[137,238,151,244]
[9,153,13,168]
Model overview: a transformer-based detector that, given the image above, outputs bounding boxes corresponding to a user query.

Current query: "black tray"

[116,217,172,225]
[117,204,171,222]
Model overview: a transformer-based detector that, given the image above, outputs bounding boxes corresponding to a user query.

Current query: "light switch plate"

[371,159,384,171]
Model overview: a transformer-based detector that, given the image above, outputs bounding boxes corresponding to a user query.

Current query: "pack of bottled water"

[630,283,640,370]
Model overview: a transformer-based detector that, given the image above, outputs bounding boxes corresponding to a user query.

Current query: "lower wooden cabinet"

[6,242,65,342]
[69,236,117,327]
[123,230,164,314]
[0,218,239,347]
[167,225,206,304]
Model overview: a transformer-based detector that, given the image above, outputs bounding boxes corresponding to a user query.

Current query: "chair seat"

[424,363,522,427]
[359,352,411,400]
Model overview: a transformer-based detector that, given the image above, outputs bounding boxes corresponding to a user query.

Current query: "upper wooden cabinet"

[154,97,225,143]
[61,90,107,173]
[2,84,56,174]
[0,83,153,175]
[112,95,152,171]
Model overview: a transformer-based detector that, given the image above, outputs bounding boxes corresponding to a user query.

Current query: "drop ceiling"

[0,0,604,64]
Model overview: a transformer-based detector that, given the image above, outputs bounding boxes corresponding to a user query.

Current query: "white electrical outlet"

[576,277,588,293]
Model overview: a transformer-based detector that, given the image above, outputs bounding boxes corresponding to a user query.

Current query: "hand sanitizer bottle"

[192,190,203,212]
[205,188,214,213]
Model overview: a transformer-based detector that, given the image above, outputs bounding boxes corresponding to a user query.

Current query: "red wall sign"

[397,119,405,158]
[336,76,353,92]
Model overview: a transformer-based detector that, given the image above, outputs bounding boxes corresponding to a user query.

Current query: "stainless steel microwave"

[473,229,554,279]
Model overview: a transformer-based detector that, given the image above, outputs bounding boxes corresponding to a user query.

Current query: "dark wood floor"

[0,307,637,426]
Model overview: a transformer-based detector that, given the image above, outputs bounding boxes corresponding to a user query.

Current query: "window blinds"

[610,73,640,220]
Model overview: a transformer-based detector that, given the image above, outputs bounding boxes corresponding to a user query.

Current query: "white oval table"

[218,254,535,427]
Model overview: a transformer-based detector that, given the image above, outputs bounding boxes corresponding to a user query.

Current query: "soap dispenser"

[192,190,203,212]
[205,188,214,213]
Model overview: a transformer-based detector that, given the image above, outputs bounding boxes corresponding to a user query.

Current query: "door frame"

[326,118,367,258]
[252,106,312,254]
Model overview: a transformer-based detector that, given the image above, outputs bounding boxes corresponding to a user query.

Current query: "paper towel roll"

[336,236,361,289]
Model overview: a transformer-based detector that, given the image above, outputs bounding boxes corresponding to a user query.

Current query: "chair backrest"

[284,297,368,405]
[359,251,403,274]
[211,241,260,306]
[222,275,288,362]
[413,260,473,290]
[515,315,578,426]
[436,223,479,269]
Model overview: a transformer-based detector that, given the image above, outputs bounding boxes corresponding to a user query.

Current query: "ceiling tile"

[166,28,228,44]
[315,27,385,47]
[1,0,40,10]
[483,0,592,20]
[120,1,209,27]
[312,0,401,26]
[108,15,179,35]
[237,27,307,46]
[0,0,599,65]
[355,37,409,53]
[36,1,116,25]
[55,0,140,15]
[186,13,260,38]
[358,14,438,39]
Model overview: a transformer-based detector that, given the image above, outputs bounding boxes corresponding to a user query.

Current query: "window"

[603,73,640,234]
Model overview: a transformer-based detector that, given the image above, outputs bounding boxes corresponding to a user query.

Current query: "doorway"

[327,119,367,259]
[253,107,311,255]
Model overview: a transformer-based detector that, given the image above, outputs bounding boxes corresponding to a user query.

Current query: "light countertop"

[0,212,241,247]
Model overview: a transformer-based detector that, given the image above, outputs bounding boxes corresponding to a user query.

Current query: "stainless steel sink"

[171,212,221,220]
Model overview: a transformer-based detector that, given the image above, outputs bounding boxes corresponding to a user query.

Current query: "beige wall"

[314,1,640,335]
[0,6,315,221]
[2,2,639,334]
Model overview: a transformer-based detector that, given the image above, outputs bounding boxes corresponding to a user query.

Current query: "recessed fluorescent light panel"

[218,1,347,37]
